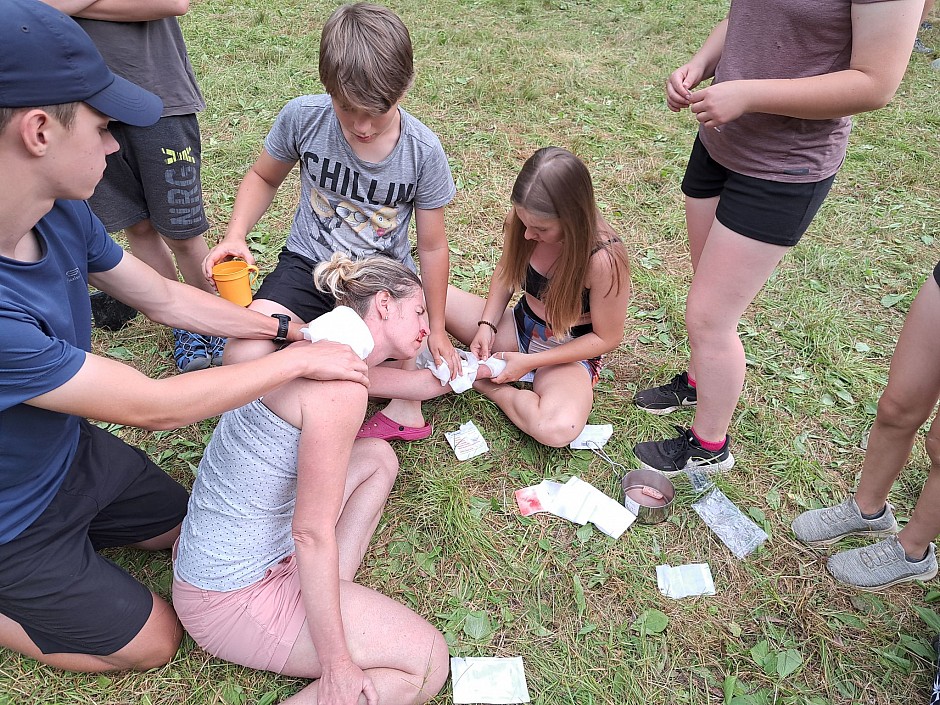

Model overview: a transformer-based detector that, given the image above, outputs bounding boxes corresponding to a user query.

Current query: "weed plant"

[3,0,940,703]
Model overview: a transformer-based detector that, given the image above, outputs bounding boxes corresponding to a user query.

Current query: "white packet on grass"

[656,563,716,599]
[451,656,530,704]
[445,421,489,461]
[569,424,613,449]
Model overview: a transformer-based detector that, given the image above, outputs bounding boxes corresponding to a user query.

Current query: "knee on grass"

[353,437,400,488]
[124,634,181,671]
[109,614,182,671]
[529,416,583,448]
[410,628,450,704]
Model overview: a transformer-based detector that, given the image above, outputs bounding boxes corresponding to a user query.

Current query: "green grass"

[4,0,940,703]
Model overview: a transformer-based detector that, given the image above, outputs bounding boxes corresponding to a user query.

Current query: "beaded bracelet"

[477,320,498,334]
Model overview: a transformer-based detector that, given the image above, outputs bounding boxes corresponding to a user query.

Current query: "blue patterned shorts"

[513,298,603,384]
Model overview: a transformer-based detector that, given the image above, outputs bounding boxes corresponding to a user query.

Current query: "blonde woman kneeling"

[173,255,448,705]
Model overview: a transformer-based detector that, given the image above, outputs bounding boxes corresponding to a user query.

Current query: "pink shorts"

[172,553,307,672]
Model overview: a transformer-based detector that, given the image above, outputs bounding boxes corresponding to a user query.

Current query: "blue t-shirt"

[0,200,123,544]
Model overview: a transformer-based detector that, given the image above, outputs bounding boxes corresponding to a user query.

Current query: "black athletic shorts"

[254,247,336,322]
[681,135,835,247]
[0,421,188,655]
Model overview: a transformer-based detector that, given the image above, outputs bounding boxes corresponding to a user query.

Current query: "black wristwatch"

[270,314,291,345]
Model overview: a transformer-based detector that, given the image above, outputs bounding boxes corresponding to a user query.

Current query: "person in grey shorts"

[43,0,221,372]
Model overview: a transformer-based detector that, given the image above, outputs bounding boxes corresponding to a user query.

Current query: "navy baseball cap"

[0,0,162,126]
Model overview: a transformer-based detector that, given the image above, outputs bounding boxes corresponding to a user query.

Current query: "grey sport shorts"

[89,114,209,240]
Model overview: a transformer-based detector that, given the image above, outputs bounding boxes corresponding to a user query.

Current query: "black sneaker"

[90,291,138,331]
[632,426,734,477]
[633,372,697,415]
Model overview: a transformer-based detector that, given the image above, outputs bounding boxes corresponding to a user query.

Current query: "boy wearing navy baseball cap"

[0,0,369,671]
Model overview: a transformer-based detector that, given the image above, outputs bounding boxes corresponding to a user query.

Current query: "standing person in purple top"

[631,0,923,476]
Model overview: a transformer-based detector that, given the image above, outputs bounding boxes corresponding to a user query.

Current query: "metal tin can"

[622,469,676,524]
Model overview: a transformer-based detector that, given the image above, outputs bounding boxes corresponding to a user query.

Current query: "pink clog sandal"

[356,411,432,441]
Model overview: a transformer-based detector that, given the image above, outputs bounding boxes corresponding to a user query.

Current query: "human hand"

[287,340,369,387]
[490,351,534,384]
[202,237,255,287]
[470,325,495,362]
[318,660,377,705]
[427,330,461,381]
[665,62,707,112]
[688,80,750,128]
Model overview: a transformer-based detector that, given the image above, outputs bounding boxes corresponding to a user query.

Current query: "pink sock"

[691,427,725,451]
[687,374,696,388]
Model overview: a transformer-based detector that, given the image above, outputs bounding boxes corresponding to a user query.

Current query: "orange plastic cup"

[212,260,259,307]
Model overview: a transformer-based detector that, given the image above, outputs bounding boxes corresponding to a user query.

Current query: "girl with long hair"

[444,147,631,447]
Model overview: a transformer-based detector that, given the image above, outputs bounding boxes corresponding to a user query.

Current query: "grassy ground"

[3,0,940,703]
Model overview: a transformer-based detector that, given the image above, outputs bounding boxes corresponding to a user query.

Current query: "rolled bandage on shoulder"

[300,306,375,360]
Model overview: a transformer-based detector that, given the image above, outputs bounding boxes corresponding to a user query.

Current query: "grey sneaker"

[827,537,938,591]
[791,496,898,547]
[915,36,935,54]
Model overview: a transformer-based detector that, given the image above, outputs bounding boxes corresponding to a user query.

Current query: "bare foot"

[379,398,426,428]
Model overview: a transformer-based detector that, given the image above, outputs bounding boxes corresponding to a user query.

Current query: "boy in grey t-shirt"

[264,94,453,272]
[205,2,459,440]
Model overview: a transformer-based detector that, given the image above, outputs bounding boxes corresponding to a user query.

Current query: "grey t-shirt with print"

[265,95,456,269]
